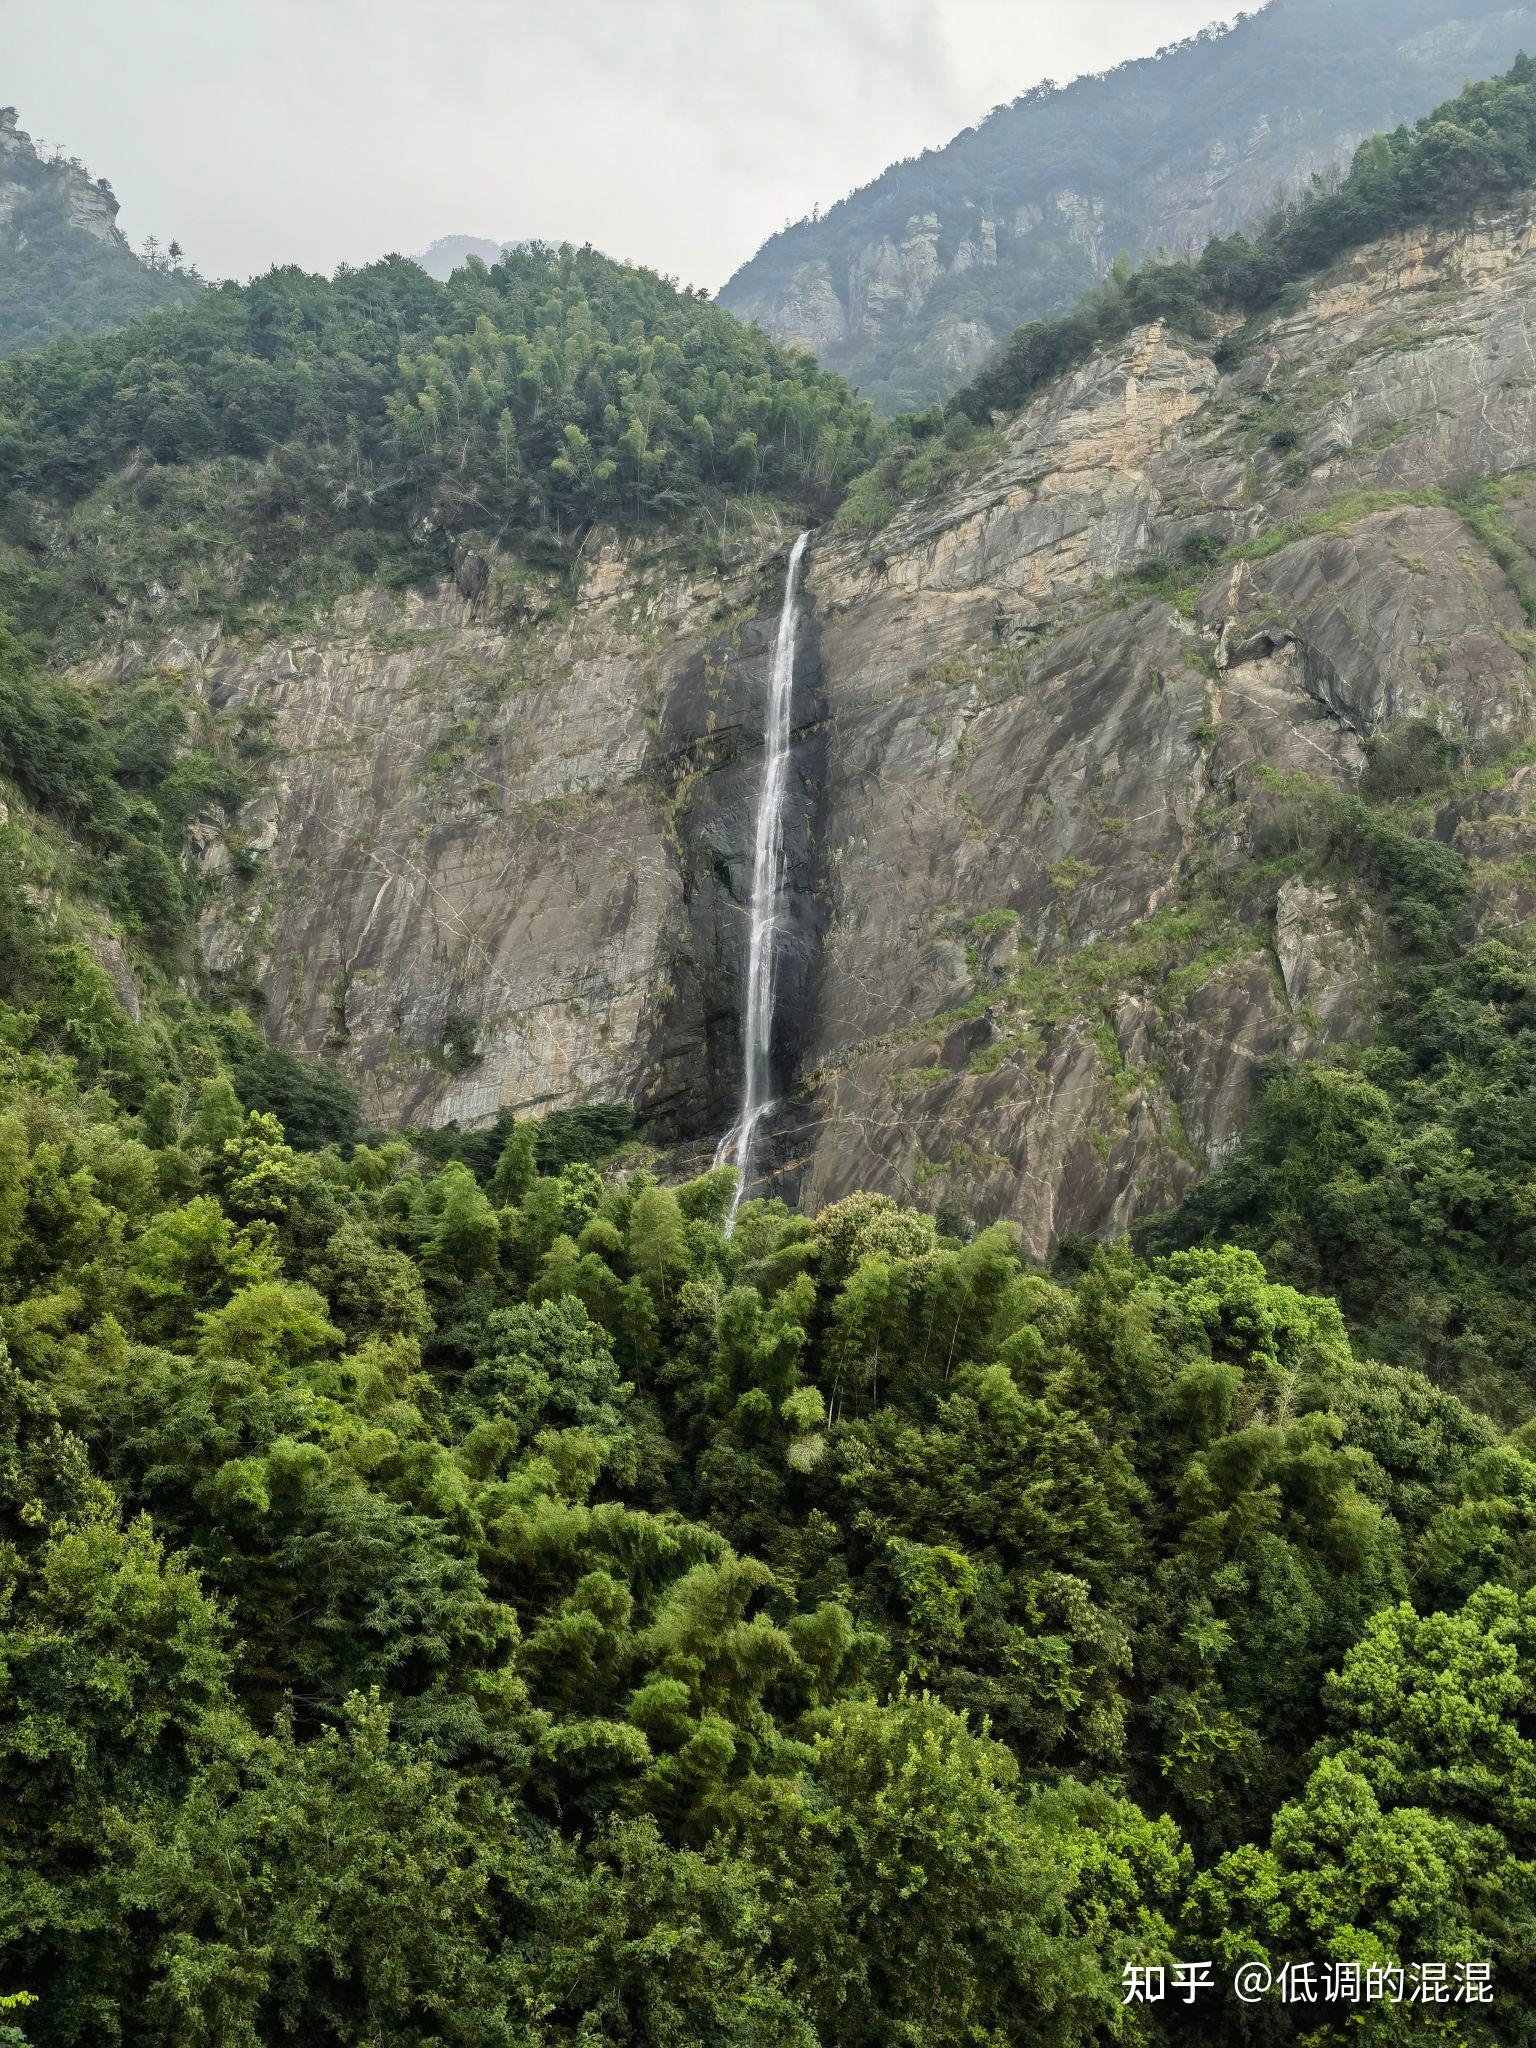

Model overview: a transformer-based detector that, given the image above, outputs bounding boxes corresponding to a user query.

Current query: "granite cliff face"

[781,207,1536,1248]
[183,537,812,1143]
[183,202,1536,1251]
[717,0,1536,412]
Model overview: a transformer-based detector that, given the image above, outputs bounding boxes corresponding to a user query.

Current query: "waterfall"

[715,529,812,1231]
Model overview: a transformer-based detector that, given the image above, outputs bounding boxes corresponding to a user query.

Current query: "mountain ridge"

[718,0,1536,410]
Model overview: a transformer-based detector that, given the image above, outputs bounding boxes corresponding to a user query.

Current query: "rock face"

[716,0,1536,411]
[0,107,125,249]
[191,201,1536,1252]
[188,538,816,1140]
[770,205,1536,1247]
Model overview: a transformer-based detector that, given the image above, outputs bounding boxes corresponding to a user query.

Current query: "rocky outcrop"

[847,217,944,340]
[921,316,996,386]
[1273,879,1374,1051]
[727,259,848,358]
[0,105,197,354]
[0,107,126,251]
[1201,511,1533,744]
[716,0,1536,411]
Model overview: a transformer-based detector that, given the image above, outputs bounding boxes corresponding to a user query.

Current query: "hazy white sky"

[3,0,1241,291]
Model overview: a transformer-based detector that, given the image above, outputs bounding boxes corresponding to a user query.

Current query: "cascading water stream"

[715,529,812,1232]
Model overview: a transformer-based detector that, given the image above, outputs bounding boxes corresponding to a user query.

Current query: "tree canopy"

[10,44,1536,2045]
[0,241,882,649]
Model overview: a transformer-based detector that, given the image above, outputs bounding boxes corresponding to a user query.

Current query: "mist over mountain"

[0,104,199,356]
[719,0,1536,409]
[413,232,512,280]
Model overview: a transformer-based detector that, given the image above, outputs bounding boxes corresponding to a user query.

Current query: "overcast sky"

[4,0,1241,291]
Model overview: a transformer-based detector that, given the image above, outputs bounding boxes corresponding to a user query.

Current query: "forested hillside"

[719,0,1536,410]
[0,240,880,653]
[840,53,1536,509]
[11,43,1536,2048]
[825,54,1536,1418]
[956,50,1536,421]
[0,107,199,359]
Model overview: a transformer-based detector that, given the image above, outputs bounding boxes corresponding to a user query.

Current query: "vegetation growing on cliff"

[817,51,1536,531]
[955,52,1536,421]
[0,551,1531,2040]
[14,41,1536,2045]
[0,241,882,650]
[1149,744,1536,1420]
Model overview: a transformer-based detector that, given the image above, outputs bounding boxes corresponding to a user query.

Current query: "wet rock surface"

[186,542,807,1136]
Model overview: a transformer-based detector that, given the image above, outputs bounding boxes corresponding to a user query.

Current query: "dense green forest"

[0,241,881,653]
[0,109,200,359]
[1,629,1533,2040]
[718,0,1536,410]
[1147,928,1536,1415]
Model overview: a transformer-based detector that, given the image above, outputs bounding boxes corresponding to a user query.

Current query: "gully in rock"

[715,529,813,1231]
